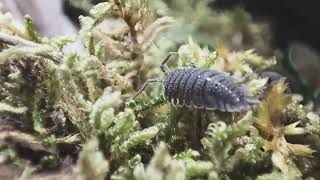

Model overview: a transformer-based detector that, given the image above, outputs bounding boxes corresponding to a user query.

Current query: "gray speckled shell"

[163,68,259,112]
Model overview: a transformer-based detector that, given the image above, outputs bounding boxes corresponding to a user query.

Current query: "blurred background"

[1,0,320,105]
[213,0,320,106]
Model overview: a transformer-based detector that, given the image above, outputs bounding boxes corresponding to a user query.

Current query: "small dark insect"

[261,71,284,86]
[134,54,260,112]
[260,71,292,93]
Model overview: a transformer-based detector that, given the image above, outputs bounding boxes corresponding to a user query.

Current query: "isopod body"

[163,68,259,112]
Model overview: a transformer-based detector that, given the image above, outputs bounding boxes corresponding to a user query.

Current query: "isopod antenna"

[133,53,177,99]
[160,52,177,75]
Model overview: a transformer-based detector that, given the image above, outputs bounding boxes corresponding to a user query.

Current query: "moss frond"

[76,138,109,180]
[255,79,290,137]
[133,142,186,180]
[201,112,252,172]
[0,102,27,113]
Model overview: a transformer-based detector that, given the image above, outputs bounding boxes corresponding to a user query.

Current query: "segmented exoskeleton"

[134,54,259,112]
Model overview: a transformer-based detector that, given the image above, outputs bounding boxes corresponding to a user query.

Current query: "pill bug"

[134,54,260,112]
[260,71,292,93]
[261,71,284,86]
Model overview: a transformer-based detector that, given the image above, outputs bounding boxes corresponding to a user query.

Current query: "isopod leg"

[133,79,162,99]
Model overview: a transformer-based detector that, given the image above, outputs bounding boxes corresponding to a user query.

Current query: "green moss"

[0,103,27,113]
[201,113,252,174]
[24,15,43,43]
